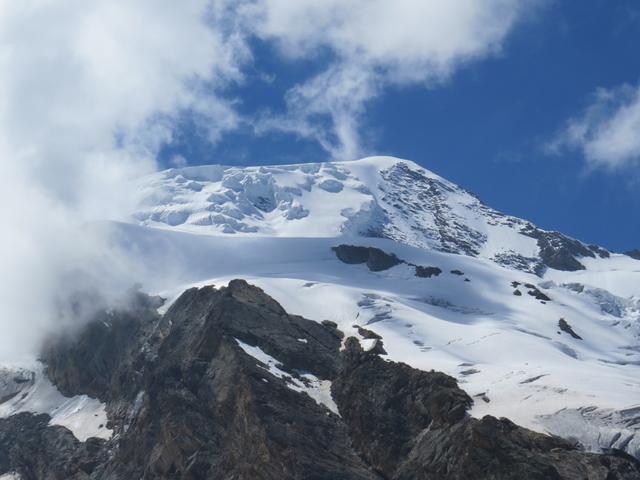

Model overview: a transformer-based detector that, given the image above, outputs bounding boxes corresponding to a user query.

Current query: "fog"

[0,0,238,361]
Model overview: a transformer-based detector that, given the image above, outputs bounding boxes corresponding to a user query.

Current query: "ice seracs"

[133,156,612,275]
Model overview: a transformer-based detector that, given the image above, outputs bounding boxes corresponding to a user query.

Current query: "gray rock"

[3,281,638,480]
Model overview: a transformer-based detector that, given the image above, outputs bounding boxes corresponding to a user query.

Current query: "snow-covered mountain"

[2,156,639,473]
[133,156,613,274]
[129,156,640,456]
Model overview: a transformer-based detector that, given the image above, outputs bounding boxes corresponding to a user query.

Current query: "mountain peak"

[134,156,611,274]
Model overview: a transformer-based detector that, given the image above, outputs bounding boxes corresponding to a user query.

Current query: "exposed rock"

[626,249,640,260]
[414,266,442,278]
[2,281,638,479]
[521,227,599,272]
[332,338,471,477]
[0,413,106,480]
[528,287,552,302]
[450,269,464,275]
[379,162,487,256]
[513,289,522,296]
[332,245,401,272]
[559,318,583,340]
[332,244,444,279]
[589,244,611,259]
[395,416,640,480]
[33,282,373,479]
[356,326,382,340]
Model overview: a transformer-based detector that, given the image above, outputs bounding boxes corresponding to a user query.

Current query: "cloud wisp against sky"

[244,0,536,159]
[551,83,640,171]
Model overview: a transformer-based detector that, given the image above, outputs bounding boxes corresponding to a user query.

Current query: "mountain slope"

[1,156,639,475]
[125,156,640,456]
[2,281,638,479]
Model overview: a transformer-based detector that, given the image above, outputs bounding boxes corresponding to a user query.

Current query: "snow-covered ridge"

[133,156,615,275]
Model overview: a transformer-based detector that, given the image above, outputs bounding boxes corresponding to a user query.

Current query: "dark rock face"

[332,338,471,477]
[414,265,442,278]
[559,318,583,340]
[0,413,106,480]
[91,281,367,479]
[332,339,640,480]
[42,307,155,401]
[3,281,639,480]
[332,244,444,280]
[527,286,552,302]
[626,249,640,260]
[332,245,401,271]
[521,228,601,272]
[395,415,640,480]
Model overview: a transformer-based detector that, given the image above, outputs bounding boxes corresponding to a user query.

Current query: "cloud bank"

[0,0,243,360]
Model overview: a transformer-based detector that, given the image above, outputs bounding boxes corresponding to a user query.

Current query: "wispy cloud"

[0,0,246,360]
[244,0,538,159]
[549,83,640,170]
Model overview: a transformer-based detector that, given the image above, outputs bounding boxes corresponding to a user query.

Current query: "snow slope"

[0,363,111,441]
[106,220,640,457]
[125,156,640,456]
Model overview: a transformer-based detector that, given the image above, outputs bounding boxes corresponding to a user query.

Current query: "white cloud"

[256,64,377,159]
[244,0,537,159]
[552,84,640,170]
[0,0,246,360]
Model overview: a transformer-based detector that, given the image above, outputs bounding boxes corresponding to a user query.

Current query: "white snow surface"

[0,363,111,442]
[0,473,21,480]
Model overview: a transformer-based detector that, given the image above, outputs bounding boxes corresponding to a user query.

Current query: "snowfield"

[0,363,111,442]
[2,156,639,457]
[108,223,640,457]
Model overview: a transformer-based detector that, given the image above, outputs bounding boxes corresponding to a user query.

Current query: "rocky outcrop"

[521,227,607,272]
[332,245,401,272]
[0,413,106,480]
[395,415,640,479]
[626,249,640,260]
[559,318,582,340]
[332,244,443,279]
[332,338,471,477]
[2,281,639,479]
[414,265,442,278]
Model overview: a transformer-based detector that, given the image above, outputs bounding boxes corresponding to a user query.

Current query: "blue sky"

[157,0,640,252]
